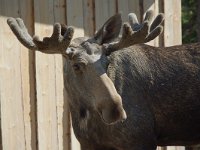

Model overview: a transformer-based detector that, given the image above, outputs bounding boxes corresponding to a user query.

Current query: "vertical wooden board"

[162,0,173,46]
[95,0,117,30]
[117,0,129,22]
[157,147,167,150]
[0,0,26,149]
[118,0,141,37]
[67,0,84,38]
[66,0,84,149]
[34,0,59,149]
[128,0,140,20]
[0,94,2,150]
[163,0,182,46]
[167,147,185,150]
[143,0,159,16]
[0,92,2,150]
[159,0,182,150]
[54,0,71,150]
[19,0,37,149]
[55,54,70,150]
[83,0,95,36]
[118,0,141,22]
[172,0,182,45]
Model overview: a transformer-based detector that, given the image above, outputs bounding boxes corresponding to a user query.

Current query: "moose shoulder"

[7,10,200,150]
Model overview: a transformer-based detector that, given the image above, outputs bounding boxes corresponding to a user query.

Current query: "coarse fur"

[7,11,200,150]
[64,43,200,150]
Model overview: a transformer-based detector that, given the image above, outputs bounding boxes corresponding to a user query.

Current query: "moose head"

[7,10,164,124]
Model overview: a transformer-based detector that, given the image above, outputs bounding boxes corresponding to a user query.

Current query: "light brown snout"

[100,94,127,124]
[94,74,127,124]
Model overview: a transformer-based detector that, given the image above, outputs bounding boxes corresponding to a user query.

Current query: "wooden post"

[162,0,182,46]
[54,0,71,150]
[19,0,37,149]
[34,0,60,149]
[158,0,183,150]
[66,0,84,149]
[95,0,117,30]
[83,0,95,36]
[0,0,36,149]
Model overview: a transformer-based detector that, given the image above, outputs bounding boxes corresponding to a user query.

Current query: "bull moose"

[7,10,200,150]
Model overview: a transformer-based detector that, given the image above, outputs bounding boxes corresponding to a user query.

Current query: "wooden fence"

[0,0,190,150]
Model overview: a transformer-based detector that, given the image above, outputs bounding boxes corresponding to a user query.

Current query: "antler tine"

[150,13,164,32]
[105,10,164,55]
[128,13,140,31]
[7,17,74,55]
[7,18,37,50]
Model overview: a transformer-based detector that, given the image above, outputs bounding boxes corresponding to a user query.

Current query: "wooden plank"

[19,0,37,149]
[128,0,140,21]
[162,0,174,46]
[0,94,2,150]
[55,56,70,150]
[83,0,95,36]
[0,93,2,150]
[117,0,129,22]
[157,147,167,150]
[0,0,26,149]
[66,0,84,149]
[163,0,182,46]
[118,0,141,35]
[159,0,183,150]
[172,0,182,45]
[143,0,158,15]
[67,0,84,38]
[118,0,141,22]
[34,0,59,149]
[54,0,71,150]
[157,146,186,150]
[167,147,185,150]
[95,0,117,30]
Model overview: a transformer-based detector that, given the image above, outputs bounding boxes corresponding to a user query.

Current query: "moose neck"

[106,45,154,96]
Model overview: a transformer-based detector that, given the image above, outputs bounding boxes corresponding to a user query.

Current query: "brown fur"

[7,11,200,150]
[65,43,200,150]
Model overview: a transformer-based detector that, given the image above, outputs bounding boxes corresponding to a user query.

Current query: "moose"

[7,10,200,150]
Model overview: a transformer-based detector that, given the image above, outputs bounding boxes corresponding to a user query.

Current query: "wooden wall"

[0,0,186,150]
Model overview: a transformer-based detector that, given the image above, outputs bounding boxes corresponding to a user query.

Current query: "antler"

[7,18,74,56]
[105,10,164,55]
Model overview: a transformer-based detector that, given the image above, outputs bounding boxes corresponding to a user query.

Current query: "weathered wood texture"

[0,0,188,150]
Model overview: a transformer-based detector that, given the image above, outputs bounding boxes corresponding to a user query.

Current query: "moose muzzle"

[94,73,127,124]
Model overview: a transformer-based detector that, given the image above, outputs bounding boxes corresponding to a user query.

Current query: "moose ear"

[94,14,122,45]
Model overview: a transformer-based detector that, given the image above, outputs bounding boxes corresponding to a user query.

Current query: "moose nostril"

[100,104,127,125]
[112,106,127,122]
[80,108,87,118]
